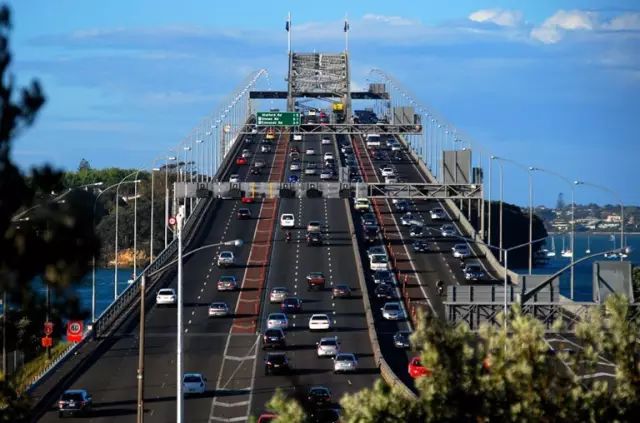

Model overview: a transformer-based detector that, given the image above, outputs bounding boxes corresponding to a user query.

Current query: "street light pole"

[114,171,141,300]
[165,156,176,249]
[136,275,146,423]
[176,205,185,423]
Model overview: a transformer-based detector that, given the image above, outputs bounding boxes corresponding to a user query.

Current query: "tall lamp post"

[165,155,177,249]
[490,156,504,261]
[114,171,142,300]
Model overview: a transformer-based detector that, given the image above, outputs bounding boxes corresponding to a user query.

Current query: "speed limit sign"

[67,321,83,343]
[168,216,177,226]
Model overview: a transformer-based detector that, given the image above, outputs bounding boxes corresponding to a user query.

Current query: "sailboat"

[545,237,556,257]
[585,234,591,254]
[561,236,573,258]
[604,234,628,259]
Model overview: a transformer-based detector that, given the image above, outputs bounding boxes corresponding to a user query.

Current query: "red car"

[306,272,326,291]
[236,157,248,165]
[257,413,277,423]
[289,146,299,154]
[241,197,254,204]
[408,356,431,379]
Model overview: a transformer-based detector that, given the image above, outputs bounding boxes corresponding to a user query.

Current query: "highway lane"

[37,133,276,422]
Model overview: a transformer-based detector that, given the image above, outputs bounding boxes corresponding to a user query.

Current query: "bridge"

[27,48,634,422]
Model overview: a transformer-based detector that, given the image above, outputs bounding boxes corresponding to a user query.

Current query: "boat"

[585,234,591,254]
[604,234,628,259]
[560,236,573,258]
[546,237,556,257]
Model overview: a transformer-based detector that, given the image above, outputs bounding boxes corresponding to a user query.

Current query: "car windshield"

[220,276,235,282]
[268,355,286,364]
[184,375,202,383]
[312,315,328,321]
[220,252,232,258]
[269,314,285,320]
[61,393,84,401]
[372,255,387,263]
[336,354,353,361]
[265,329,281,337]
[211,303,225,309]
[158,289,173,295]
[321,339,337,346]
[386,304,400,311]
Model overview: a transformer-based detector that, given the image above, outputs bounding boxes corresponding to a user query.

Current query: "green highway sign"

[256,112,301,126]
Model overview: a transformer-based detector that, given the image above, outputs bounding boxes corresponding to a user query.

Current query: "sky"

[5,0,640,207]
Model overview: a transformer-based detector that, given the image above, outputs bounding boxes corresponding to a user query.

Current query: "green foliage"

[633,266,640,301]
[341,379,420,422]
[266,389,305,423]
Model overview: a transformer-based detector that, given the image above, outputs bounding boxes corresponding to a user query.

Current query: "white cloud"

[362,14,417,26]
[530,10,597,44]
[603,12,640,31]
[468,9,523,27]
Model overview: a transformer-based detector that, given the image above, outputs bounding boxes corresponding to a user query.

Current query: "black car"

[310,408,340,423]
[395,200,410,213]
[363,226,379,243]
[250,167,261,175]
[237,208,251,219]
[373,270,393,285]
[374,283,395,300]
[307,386,332,408]
[412,240,430,253]
[264,352,290,375]
[58,389,93,417]
[262,328,286,349]
[393,331,411,349]
[409,225,424,237]
[307,231,322,246]
[331,284,352,299]
[281,297,302,313]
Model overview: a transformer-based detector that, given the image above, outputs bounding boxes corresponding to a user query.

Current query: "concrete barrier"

[343,199,417,400]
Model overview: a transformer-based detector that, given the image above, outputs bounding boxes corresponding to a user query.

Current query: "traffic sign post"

[41,336,52,348]
[256,112,301,126]
[168,216,177,226]
[67,321,83,343]
[44,321,54,336]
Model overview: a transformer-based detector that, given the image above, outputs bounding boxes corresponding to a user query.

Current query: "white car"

[293,134,302,141]
[260,144,271,153]
[217,251,234,267]
[354,198,371,211]
[369,254,389,271]
[304,163,317,175]
[321,137,331,145]
[208,302,230,317]
[380,167,395,177]
[290,162,301,171]
[316,336,340,357]
[384,176,398,184]
[381,302,405,320]
[305,148,316,155]
[156,288,176,305]
[323,152,334,161]
[367,245,387,260]
[229,174,240,183]
[280,213,295,228]
[267,313,289,330]
[306,221,322,233]
[333,353,358,373]
[182,373,206,395]
[320,170,333,180]
[441,224,457,237]
[430,208,447,220]
[269,287,290,303]
[452,243,471,258]
[309,314,331,331]
[241,149,251,158]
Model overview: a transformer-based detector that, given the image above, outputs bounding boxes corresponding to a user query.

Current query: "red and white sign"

[44,321,54,336]
[41,336,53,348]
[67,321,83,343]
[168,216,177,226]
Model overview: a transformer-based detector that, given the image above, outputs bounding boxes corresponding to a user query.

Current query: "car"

[289,162,301,171]
[251,127,258,134]
[430,208,447,220]
[323,152,334,161]
[266,313,289,330]
[305,147,316,155]
[241,196,255,204]
[340,145,353,154]
[280,213,295,228]
[217,250,235,267]
[310,408,340,423]
[304,163,318,175]
[369,253,389,271]
[208,302,230,317]
[463,263,485,281]
[354,198,371,212]
[307,386,332,409]
[306,231,322,246]
[401,212,415,226]
[452,243,471,258]
[412,240,430,253]
[293,134,302,141]
[250,167,261,175]
[331,284,352,299]
[260,143,272,153]
[316,336,340,357]
[361,213,377,228]
[217,275,238,291]
[320,170,333,180]
[306,272,326,290]
[395,200,410,212]
[408,356,430,378]
[363,226,379,243]
[306,221,322,233]
[345,158,358,167]
[237,208,251,219]
[257,413,278,423]
[391,151,404,161]
[381,302,405,320]
[393,331,411,349]
[236,157,248,165]
[254,159,266,168]
[380,167,395,177]
[262,328,286,349]
[367,245,387,260]
[264,352,290,375]
[287,174,299,183]
[269,287,290,303]
[290,152,301,162]
[321,137,332,145]
[409,225,424,238]
[183,373,207,395]
[229,174,240,183]
[309,314,331,331]
[290,145,299,153]
[58,389,92,417]
[241,149,251,158]
[440,224,457,237]
[333,353,358,373]
[351,176,364,183]
[281,297,302,313]
[244,135,254,145]
[374,283,395,300]
[156,288,176,305]
[390,142,403,152]
[373,270,393,285]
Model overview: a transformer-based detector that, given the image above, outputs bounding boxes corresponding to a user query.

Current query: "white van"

[280,213,295,228]
[366,134,381,148]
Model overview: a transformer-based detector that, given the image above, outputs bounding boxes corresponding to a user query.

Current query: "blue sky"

[6,0,640,207]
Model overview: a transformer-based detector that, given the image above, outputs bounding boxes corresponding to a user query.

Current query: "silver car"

[316,336,340,357]
[304,163,318,175]
[208,302,230,317]
[381,302,405,320]
[333,353,358,373]
[440,224,457,237]
[290,162,301,171]
[269,287,290,303]
[266,313,289,330]
[320,170,333,180]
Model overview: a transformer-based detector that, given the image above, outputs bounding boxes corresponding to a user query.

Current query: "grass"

[10,342,71,394]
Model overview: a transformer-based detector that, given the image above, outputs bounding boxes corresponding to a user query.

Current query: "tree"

[77,158,91,172]
[0,5,99,419]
